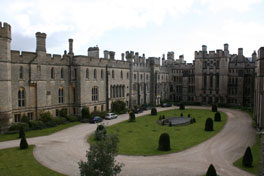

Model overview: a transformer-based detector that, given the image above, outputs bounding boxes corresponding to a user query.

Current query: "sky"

[1,0,264,63]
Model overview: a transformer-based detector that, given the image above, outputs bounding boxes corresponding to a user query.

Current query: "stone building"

[0,21,263,130]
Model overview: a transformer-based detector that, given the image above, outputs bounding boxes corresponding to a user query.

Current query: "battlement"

[0,22,11,39]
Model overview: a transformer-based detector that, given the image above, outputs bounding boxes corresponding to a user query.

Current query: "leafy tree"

[111,100,127,114]
[242,146,253,167]
[206,164,217,176]
[79,133,124,176]
[151,108,157,115]
[158,133,171,151]
[20,136,28,150]
[82,107,91,119]
[205,118,214,131]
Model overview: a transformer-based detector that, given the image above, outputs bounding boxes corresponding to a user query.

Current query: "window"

[18,88,25,107]
[112,70,115,79]
[94,69,97,79]
[14,114,21,122]
[146,74,148,80]
[210,74,213,88]
[101,105,104,111]
[58,88,64,103]
[51,67,54,79]
[61,68,64,79]
[74,68,77,79]
[86,68,89,79]
[134,74,136,80]
[27,112,33,120]
[92,87,98,101]
[19,66,23,79]
[127,72,129,79]
[101,69,104,79]
[121,71,123,79]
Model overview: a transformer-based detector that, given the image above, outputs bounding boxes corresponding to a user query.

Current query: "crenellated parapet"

[0,22,11,39]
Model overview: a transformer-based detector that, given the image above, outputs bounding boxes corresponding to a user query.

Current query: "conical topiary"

[212,104,217,112]
[242,146,253,167]
[205,118,214,131]
[214,112,221,122]
[206,164,217,176]
[95,124,107,141]
[151,108,157,115]
[19,126,25,138]
[20,136,28,149]
[158,133,171,151]
[129,112,135,122]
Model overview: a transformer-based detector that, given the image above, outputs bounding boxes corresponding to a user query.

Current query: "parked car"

[133,108,143,114]
[105,113,118,120]
[89,116,103,123]
[161,103,172,107]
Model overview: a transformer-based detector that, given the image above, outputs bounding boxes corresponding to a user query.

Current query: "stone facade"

[0,21,263,131]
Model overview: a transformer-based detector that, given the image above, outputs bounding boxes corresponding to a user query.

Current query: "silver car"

[105,113,118,120]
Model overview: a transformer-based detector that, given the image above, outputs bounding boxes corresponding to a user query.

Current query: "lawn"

[0,145,64,176]
[233,135,260,175]
[0,122,80,142]
[90,108,227,155]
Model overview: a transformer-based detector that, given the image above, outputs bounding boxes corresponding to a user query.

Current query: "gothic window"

[216,73,219,88]
[101,69,104,79]
[18,88,25,107]
[19,66,23,79]
[121,71,123,79]
[14,114,21,122]
[61,68,64,79]
[94,69,97,79]
[210,74,213,88]
[51,67,54,79]
[203,74,207,89]
[58,88,64,103]
[112,70,115,79]
[92,87,98,101]
[86,68,89,79]
[110,85,113,98]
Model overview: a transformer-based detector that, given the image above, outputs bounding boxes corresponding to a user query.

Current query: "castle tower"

[0,22,12,131]
[36,32,47,52]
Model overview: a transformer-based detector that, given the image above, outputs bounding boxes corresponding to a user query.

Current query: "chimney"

[252,51,257,62]
[68,38,73,55]
[104,50,109,59]
[238,48,243,56]
[121,53,124,61]
[202,45,207,52]
[36,32,47,52]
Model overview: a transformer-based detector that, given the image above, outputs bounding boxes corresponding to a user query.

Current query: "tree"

[206,164,217,176]
[205,118,214,131]
[158,133,171,151]
[19,126,25,138]
[151,108,157,115]
[242,147,253,167]
[79,133,124,176]
[20,136,28,150]
[111,100,127,114]
[82,107,91,119]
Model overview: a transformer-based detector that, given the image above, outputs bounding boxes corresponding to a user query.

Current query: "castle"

[0,22,263,131]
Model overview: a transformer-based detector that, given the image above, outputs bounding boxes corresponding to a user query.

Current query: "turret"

[109,51,115,60]
[202,45,207,52]
[252,51,257,62]
[88,46,99,58]
[224,43,229,56]
[104,50,109,59]
[238,48,243,56]
[0,22,11,61]
[35,32,47,52]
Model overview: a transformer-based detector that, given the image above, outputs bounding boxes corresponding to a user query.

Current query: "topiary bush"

[95,124,107,141]
[29,120,45,130]
[39,111,52,123]
[206,164,217,176]
[179,103,185,110]
[19,126,25,138]
[158,133,171,151]
[192,118,196,123]
[214,112,221,122]
[151,108,157,115]
[129,112,135,122]
[212,104,218,112]
[169,122,172,127]
[20,136,28,150]
[242,146,253,167]
[162,115,165,119]
[205,118,214,131]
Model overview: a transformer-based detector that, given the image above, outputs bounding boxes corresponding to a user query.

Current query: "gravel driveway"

[0,107,256,176]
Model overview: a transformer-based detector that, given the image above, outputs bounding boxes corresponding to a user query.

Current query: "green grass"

[89,109,227,156]
[0,145,64,176]
[233,135,260,175]
[0,122,80,142]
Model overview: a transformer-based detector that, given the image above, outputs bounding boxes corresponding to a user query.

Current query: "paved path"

[0,107,256,176]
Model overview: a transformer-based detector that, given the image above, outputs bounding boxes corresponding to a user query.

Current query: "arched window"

[110,85,113,98]
[86,68,89,79]
[112,70,115,79]
[101,69,104,79]
[121,71,123,79]
[18,88,25,107]
[51,67,54,79]
[94,69,97,79]
[61,68,64,79]
[113,86,116,98]
[19,66,23,79]
[92,86,98,101]
[58,88,64,103]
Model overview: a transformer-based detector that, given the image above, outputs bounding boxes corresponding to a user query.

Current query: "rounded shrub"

[53,117,67,125]
[21,115,30,124]
[67,115,79,122]
[20,136,28,150]
[45,120,57,128]
[19,126,25,138]
[151,108,157,115]
[95,124,107,141]
[212,104,218,112]
[206,164,217,176]
[29,120,45,130]
[242,146,253,167]
[205,118,214,131]
[81,107,90,119]
[214,112,221,122]
[39,112,52,123]
[179,103,185,110]
[158,133,171,151]
[129,112,135,122]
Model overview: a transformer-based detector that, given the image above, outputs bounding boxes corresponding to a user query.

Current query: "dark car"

[161,103,172,107]
[89,116,103,123]
[133,108,143,114]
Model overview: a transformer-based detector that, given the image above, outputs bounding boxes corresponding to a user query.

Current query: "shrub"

[67,115,79,122]
[158,133,171,151]
[205,118,214,131]
[179,103,185,110]
[111,100,127,114]
[192,118,196,123]
[129,112,135,122]
[45,120,57,128]
[82,107,91,119]
[151,108,157,115]
[9,122,29,132]
[206,164,217,176]
[91,111,107,118]
[53,117,67,125]
[212,104,218,112]
[19,126,25,138]
[21,114,30,124]
[20,136,28,150]
[214,112,221,122]
[180,113,183,117]
[29,120,45,130]
[242,146,253,167]
[95,125,107,141]
[39,112,52,123]
[59,108,68,118]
